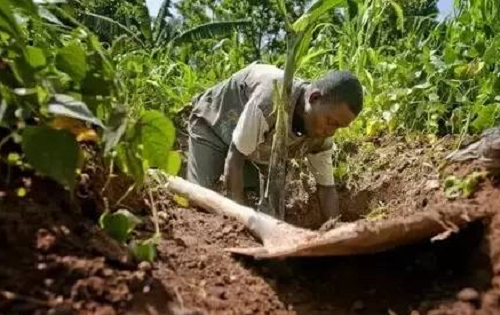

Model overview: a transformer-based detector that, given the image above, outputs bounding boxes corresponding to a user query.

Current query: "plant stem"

[148,189,161,239]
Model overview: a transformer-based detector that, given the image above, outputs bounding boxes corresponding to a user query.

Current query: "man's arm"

[307,139,339,220]
[223,143,246,204]
[227,88,271,205]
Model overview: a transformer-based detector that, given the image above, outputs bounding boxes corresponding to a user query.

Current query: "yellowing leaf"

[173,194,189,208]
[50,116,99,143]
[7,153,20,165]
[427,134,438,144]
[17,187,26,197]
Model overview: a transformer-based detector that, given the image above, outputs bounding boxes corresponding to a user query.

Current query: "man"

[186,62,363,220]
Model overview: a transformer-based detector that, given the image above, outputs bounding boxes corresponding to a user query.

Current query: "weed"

[443,171,487,200]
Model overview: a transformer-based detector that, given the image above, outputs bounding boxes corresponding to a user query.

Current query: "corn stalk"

[265,0,346,219]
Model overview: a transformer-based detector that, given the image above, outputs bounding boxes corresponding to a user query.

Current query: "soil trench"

[1,136,500,314]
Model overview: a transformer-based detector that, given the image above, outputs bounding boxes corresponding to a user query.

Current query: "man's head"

[301,71,363,138]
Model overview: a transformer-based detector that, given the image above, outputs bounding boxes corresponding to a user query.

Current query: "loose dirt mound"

[0,164,179,314]
[1,135,500,314]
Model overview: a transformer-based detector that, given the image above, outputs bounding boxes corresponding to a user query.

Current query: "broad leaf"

[129,240,157,263]
[55,42,88,82]
[22,126,79,189]
[471,105,499,132]
[165,151,182,175]
[484,45,497,65]
[25,46,46,69]
[116,143,145,185]
[293,0,345,33]
[99,209,141,244]
[48,94,104,127]
[131,110,176,170]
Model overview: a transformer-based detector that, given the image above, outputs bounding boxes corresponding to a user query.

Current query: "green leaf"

[116,143,145,184]
[484,44,497,65]
[48,94,104,127]
[137,3,153,43]
[165,151,182,175]
[82,12,145,47]
[298,48,333,71]
[444,172,486,200]
[275,0,292,30]
[22,126,79,189]
[294,23,327,68]
[169,20,251,47]
[275,0,288,18]
[388,0,404,31]
[129,240,157,263]
[55,42,88,82]
[102,106,128,155]
[25,46,46,69]
[11,56,36,85]
[471,105,499,132]
[0,1,23,42]
[293,0,345,33]
[132,110,176,170]
[454,64,468,79]
[99,209,141,244]
[443,46,456,64]
[152,0,173,43]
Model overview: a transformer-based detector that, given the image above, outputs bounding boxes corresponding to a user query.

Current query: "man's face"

[303,91,357,138]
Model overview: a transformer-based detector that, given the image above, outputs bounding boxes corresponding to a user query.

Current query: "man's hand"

[317,185,340,220]
[223,143,246,204]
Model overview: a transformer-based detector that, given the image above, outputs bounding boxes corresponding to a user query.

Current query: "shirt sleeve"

[232,90,270,156]
[307,140,335,186]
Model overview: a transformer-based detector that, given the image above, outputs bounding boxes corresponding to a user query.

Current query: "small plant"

[443,171,487,200]
[99,208,158,263]
[0,1,183,263]
[99,209,142,244]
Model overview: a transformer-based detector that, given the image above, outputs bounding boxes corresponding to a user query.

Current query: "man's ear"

[309,90,321,104]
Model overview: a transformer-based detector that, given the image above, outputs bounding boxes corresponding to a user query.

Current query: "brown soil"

[1,135,500,314]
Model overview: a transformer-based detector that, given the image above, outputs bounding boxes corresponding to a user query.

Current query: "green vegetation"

[1,0,499,260]
[444,171,487,200]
